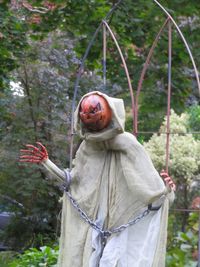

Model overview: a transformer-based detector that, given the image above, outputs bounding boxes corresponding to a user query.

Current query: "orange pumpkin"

[79,94,112,131]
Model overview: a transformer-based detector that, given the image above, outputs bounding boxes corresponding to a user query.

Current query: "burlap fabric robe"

[45,92,173,267]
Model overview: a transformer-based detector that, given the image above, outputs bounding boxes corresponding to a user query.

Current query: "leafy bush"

[166,213,198,267]
[144,110,200,200]
[9,245,58,267]
[187,105,200,139]
[0,251,16,267]
[143,108,200,265]
[144,110,200,181]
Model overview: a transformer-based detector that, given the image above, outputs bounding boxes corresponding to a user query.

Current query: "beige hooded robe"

[43,91,173,267]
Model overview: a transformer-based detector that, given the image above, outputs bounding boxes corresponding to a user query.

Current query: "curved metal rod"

[134,17,170,135]
[69,0,123,169]
[103,23,107,87]
[102,20,135,132]
[165,21,172,173]
[69,22,102,169]
[154,0,200,96]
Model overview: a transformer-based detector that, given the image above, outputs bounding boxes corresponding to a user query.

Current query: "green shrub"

[0,251,16,267]
[166,213,198,267]
[9,245,59,267]
[187,105,200,140]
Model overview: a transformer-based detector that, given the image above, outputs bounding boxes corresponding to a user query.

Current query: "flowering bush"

[144,110,200,183]
[144,109,200,266]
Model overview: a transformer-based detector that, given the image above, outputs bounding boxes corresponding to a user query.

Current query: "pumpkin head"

[79,94,112,131]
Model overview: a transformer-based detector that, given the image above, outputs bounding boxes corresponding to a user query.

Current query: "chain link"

[64,186,152,238]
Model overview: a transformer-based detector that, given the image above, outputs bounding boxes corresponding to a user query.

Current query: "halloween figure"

[20,91,175,267]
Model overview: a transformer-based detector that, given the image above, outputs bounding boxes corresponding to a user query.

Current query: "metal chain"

[110,209,150,234]
[63,186,152,239]
[64,188,104,234]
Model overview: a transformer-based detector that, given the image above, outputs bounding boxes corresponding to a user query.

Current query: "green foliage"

[23,0,200,136]
[144,110,200,181]
[0,4,27,89]
[1,0,200,259]
[166,212,198,267]
[0,251,16,267]
[53,0,200,132]
[9,245,58,267]
[1,0,199,133]
[0,32,77,249]
[0,29,121,250]
[187,105,200,139]
[144,109,200,230]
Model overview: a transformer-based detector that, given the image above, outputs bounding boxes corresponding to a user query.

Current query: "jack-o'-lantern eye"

[94,103,101,112]
[79,94,112,131]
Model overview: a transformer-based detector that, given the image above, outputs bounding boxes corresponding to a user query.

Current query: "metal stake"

[103,24,107,88]
[165,20,172,173]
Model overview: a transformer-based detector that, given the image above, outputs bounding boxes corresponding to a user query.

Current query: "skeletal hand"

[20,142,48,164]
[160,170,176,191]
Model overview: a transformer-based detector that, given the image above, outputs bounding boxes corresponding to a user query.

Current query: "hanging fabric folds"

[43,91,175,267]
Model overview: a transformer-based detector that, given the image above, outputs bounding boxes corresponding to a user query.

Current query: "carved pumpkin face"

[79,94,112,131]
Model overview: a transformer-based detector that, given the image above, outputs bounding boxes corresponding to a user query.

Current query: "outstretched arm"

[42,159,66,183]
[20,142,66,183]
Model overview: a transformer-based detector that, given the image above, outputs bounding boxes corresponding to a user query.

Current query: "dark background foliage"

[0,1,200,260]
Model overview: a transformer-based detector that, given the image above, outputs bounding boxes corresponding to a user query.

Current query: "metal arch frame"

[135,17,173,171]
[134,0,200,172]
[69,0,200,171]
[165,20,172,174]
[69,18,134,168]
[102,20,135,129]
[153,0,200,95]
[69,0,123,169]
[134,17,170,136]
[135,3,200,134]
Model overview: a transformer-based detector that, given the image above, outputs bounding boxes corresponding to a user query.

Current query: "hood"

[74,91,125,141]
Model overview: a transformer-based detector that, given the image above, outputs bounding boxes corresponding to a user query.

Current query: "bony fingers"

[20,143,48,162]
[36,142,48,157]
[160,172,169,178]
[19,159,30,162]
[172,184,176,191]
[20,155,42,160]
[164,177,174,185]
[36,142,46,151]
[25,144,42,153]
[21,148,44,158]
[25,144,38,149]
[20,149,35,154]
[165,179,176,191]
[19,159,41,163]
[164,177,171,182]
[169,182,176,191]
[169,185,176,191]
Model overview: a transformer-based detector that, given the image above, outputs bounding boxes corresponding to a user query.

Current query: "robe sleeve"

[42,159,66,183]
[106,132,170,205]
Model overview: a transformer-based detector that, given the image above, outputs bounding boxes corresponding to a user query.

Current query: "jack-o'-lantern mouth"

[79,94,112,131]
